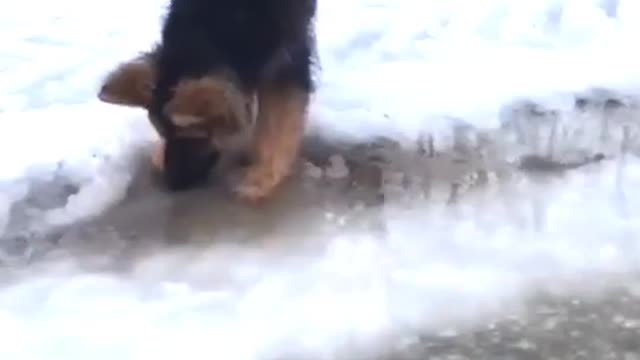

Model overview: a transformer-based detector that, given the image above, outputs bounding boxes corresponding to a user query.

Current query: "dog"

[99,0,318,202]
[152,0,318,202]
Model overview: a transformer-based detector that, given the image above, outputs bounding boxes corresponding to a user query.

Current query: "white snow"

[1,0,640,358]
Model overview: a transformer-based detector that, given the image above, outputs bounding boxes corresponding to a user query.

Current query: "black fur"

[149,0,318,191]
[163,137,220,190]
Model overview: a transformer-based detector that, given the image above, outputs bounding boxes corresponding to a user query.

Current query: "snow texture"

[1,0,640,358]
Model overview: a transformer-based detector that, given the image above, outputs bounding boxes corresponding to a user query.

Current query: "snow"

[1,0,640,358]
[314,0,640,140]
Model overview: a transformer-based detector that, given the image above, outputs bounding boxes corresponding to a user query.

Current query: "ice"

[1,0,640,358]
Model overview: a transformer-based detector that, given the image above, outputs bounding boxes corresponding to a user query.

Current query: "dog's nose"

[163,137,220,191]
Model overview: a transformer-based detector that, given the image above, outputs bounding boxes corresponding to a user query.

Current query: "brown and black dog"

[99,0,318,203]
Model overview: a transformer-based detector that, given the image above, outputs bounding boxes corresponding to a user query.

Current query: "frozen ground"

[2,0,640,359]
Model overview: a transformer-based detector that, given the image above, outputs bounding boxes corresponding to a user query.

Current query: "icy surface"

[1,0,640,358]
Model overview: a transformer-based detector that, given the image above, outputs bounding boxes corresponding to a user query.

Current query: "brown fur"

[151,140,166,170]
[98,53,155,108]
[234,86,308,202]
[98,55,167,172]
[165,76,255,140]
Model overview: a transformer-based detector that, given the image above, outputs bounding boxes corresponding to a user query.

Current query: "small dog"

[151,0,318,202]
[100,0,318,202]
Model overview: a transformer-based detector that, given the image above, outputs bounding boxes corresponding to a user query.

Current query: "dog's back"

[158,0,317,88]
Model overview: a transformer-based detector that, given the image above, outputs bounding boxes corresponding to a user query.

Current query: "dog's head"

[161,133,220,190]
[159,75,257,190]
[98,56,255,191]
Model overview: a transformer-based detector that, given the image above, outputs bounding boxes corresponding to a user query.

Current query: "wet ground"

[381,277,640,360]
[2,92,640,359]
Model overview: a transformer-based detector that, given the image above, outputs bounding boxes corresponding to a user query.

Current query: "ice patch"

[3,156,640,358]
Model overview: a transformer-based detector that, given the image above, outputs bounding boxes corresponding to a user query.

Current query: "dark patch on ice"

[518,153,606,173]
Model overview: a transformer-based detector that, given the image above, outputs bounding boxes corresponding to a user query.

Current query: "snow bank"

[314,0,640,140]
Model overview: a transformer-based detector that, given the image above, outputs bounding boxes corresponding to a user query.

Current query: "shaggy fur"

[150,0,318,201]
[98,50,250,191]
[99,49,157,109]
[98,0,318,200]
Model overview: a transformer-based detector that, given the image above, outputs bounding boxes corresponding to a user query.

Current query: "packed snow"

[2,0,640,358]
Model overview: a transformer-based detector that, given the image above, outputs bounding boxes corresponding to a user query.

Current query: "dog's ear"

[164,75,253,134]
[98,56,155,108]
[164,76,231,127]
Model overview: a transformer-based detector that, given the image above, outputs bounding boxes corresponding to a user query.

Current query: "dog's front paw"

[232,165,280,204]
